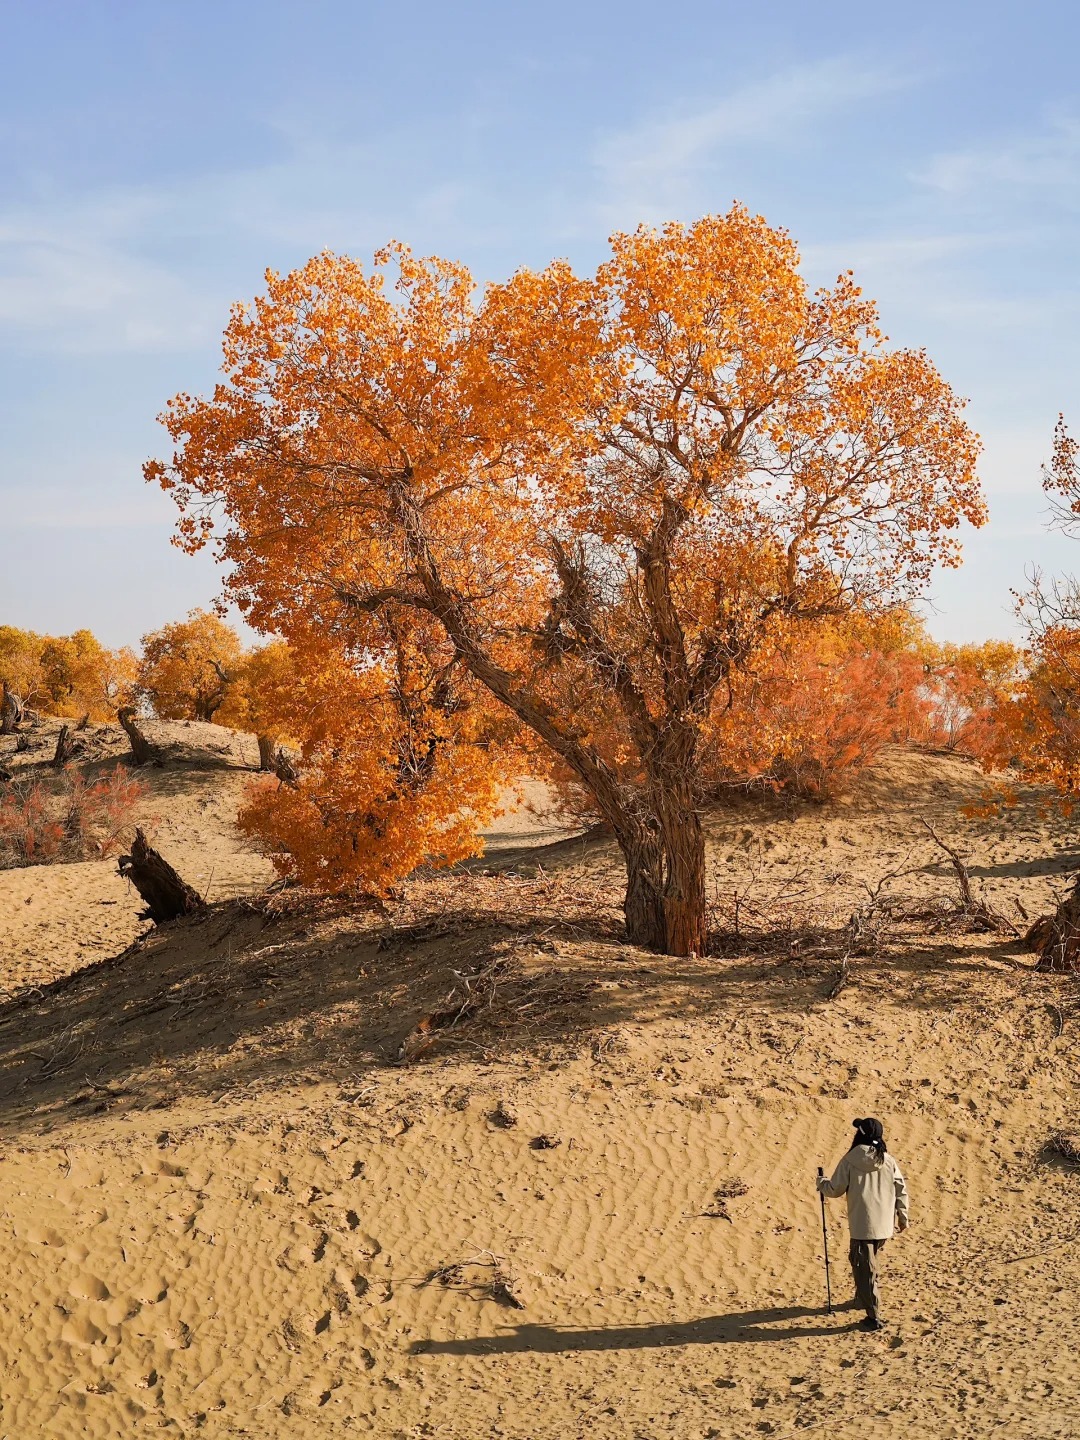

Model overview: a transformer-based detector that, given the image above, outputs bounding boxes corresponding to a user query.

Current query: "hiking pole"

[817,1167,833,1314]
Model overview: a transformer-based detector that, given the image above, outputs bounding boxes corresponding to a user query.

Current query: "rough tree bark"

[118,706,154,765]
[51,725,78,768]
[273,747,300,787]
[118,828,207,923]
[257,734,276,771]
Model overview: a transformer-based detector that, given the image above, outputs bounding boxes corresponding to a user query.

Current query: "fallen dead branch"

[418,1251,526,1308]
[698,1177,749,1220]
[1049,1131,1080,1164]
[397,958,510,1064]
[917,819,1019,936]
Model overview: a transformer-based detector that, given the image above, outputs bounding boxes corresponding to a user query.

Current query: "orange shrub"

[699,615,931,801]
[0,766,148,868]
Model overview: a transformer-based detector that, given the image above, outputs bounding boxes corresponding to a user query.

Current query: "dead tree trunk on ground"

[51,725,78,768]
[118,828,207,924]
[1031,877,1080,974]
[118,707,154,765]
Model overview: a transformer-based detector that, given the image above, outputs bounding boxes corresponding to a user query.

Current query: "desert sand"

[0,721,1077,1438]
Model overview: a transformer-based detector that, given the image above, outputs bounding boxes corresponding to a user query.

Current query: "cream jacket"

[817,1144,910,1241]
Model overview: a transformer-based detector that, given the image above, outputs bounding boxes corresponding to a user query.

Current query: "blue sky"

[2,0,1079,646]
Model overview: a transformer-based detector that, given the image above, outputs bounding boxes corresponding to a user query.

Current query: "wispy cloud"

[917,111,1080,197]
[0,132,496,356]
[591,58,920,221]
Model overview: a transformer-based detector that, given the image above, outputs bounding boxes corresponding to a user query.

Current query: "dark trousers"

[849,1238,886,1319]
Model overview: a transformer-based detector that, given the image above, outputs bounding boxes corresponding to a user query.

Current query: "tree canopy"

[147,207,985,954]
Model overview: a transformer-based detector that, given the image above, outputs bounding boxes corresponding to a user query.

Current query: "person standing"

[817,1117,909,1331]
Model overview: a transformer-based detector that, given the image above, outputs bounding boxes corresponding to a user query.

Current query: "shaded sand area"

[0,726,1077,1437]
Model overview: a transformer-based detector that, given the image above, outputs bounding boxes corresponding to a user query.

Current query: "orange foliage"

[919,639,1022,757]
[988,625,1080,800]
[0,766,147,868]
[0,625,136,720]
[138,609,244,721]
[702,614,933,801]
[973,417,1080,803]
[148,207,985,954]
[215,640,297,751]
[234,622,513,889]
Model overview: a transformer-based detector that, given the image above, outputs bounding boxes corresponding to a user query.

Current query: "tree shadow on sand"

[0,853,1064,1139]
[411,1303,864,1356]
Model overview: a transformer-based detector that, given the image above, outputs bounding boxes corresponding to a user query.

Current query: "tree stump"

[52,725,79,768]
[1032,876,1080,974]
[118,828,207,924]
[118,706,154,765]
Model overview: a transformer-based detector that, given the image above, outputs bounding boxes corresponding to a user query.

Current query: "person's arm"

[893,1161,910,1231]
[816,1153,849,1199]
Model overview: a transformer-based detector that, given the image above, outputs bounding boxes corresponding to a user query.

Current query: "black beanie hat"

[851,1117,887,1158]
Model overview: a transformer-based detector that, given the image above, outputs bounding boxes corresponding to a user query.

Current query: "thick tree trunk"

[622,832,667,952]
[118,827,207,923]
[658,805,708,957]
[257,734,276,771]
[619,801,708,957]
[118,706,153,765]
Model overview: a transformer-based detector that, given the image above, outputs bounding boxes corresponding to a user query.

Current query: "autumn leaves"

[145,208,988,954]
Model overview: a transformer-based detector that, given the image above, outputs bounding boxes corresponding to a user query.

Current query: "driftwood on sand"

[118,828,207,924]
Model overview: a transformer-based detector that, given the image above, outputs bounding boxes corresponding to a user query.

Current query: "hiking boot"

[859,1316,884,1332]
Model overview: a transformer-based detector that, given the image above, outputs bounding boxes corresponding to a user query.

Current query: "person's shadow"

[411,1302,862,1357]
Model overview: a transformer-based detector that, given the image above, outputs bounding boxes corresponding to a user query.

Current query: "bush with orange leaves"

[701,616,932,802]
[0,766,148,869]
[971,417,1080,802]
[235,622,515,890]
[919,639,1022,758]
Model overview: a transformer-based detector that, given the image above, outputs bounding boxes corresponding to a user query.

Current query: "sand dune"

[0,728,1077,1437]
